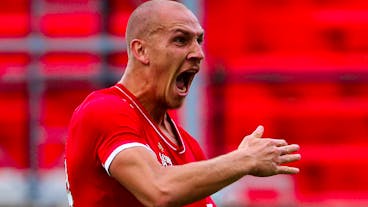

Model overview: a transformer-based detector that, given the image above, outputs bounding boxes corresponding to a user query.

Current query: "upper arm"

[108,143,240,207]
[109,146,165,206]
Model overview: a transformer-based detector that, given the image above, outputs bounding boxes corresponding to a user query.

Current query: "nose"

[187,41,204,62]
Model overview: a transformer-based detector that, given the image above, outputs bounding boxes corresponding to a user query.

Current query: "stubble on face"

[127,0,203,111]
[145,16,200,109]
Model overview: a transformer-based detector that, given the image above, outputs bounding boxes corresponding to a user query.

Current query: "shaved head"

[120,0,204,113]
[125,0,198,55]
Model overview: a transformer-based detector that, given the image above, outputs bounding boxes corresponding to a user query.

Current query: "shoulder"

[70,88,140,128]
[81,89,136,115]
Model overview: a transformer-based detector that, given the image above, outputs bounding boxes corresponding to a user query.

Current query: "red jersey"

[65,84,216,207]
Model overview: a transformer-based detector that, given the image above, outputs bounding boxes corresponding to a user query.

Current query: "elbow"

[150,198,173,207]
[144,187,179,207]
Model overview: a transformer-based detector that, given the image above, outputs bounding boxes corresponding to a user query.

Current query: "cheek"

[151,48,186,88]
[153,69,175,94]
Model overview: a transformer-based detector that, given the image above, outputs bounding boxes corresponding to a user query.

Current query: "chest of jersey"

[140,123,198,167]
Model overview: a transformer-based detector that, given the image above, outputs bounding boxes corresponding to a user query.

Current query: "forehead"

[156,4,203,35]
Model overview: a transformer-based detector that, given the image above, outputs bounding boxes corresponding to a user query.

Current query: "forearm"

[111,147,253,207]
[154,149,253,206]
[110,129,300,207]
[152,132,301,206]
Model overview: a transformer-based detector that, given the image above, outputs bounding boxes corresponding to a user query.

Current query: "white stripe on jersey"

[104,142,154,175]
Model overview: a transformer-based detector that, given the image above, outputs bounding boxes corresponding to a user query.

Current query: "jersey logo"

[158,142,164,152]
[159,152,173,167]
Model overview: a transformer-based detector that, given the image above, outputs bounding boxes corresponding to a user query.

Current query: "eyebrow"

[172,28,204,38]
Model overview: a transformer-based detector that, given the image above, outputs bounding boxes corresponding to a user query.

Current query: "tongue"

[176,76,187,91]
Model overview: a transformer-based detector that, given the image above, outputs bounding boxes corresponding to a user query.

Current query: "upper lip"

[179,65,200,75]
[175,66,199,92]
[176,67,199,83]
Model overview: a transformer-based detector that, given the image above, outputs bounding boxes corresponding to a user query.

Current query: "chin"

[167,99,185,109]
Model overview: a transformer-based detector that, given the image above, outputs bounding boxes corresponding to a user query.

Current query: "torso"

[65,84,216,207]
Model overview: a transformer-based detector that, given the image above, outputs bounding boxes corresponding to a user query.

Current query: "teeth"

[176,72,190,92]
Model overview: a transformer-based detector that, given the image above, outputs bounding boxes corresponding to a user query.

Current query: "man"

[65,0,301,206]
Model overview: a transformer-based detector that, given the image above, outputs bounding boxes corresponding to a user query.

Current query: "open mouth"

[175,70,197,95]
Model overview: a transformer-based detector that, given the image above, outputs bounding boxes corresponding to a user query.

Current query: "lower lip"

[176,87,189,97]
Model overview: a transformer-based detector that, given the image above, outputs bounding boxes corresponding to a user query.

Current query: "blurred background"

[0,0,367,206]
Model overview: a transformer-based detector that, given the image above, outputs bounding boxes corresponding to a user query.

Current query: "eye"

[173,36,187,45]
[197,36,203,45]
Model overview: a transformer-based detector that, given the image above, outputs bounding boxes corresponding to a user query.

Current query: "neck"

[118,71,178,145]
[118,71,167,126]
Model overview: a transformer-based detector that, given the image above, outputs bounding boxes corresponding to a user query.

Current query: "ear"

[130,39,149,65]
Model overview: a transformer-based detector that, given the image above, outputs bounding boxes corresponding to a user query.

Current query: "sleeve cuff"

[103,142,154,176]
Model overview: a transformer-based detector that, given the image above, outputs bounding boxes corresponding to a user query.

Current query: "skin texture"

[110,1,301,206]
[121,0,204,127]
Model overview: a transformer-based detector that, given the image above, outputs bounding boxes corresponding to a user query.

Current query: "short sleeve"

[84,95,151,174]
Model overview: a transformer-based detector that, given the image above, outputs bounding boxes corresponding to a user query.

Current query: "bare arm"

[109,125,301,207]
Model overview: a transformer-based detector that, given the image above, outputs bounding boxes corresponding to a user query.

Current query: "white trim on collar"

[114,85,186,154]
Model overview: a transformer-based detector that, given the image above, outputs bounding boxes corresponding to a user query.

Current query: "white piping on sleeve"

[103,142,154,176]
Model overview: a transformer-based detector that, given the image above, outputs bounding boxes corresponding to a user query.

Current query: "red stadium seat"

[106,0,135,36]
[210,78,368,203]
[205,0,368,66]
[0,41,30,170]
[38,88,94,168]
[204,0,318,62]
[205,0,368,204]
[219,83,277,151]
[308,0,368,10]
[0,13,30,37]
[45,0,93,2]
[39,52,100,80]
[0,0,30,37]
[0,53,29,75]
[40,12,101,37]
[107,12,131,37]
[0,53,30,90]
[0,92,29,168]
[38,51,99,167]
[220,81,368,145]
[106,51,127,75]
[219,175,297,206]
[313,9,368,52]
[295,144,368,201]
[224,52,368,73]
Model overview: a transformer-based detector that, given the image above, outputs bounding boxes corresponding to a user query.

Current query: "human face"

[145,7,204,109]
